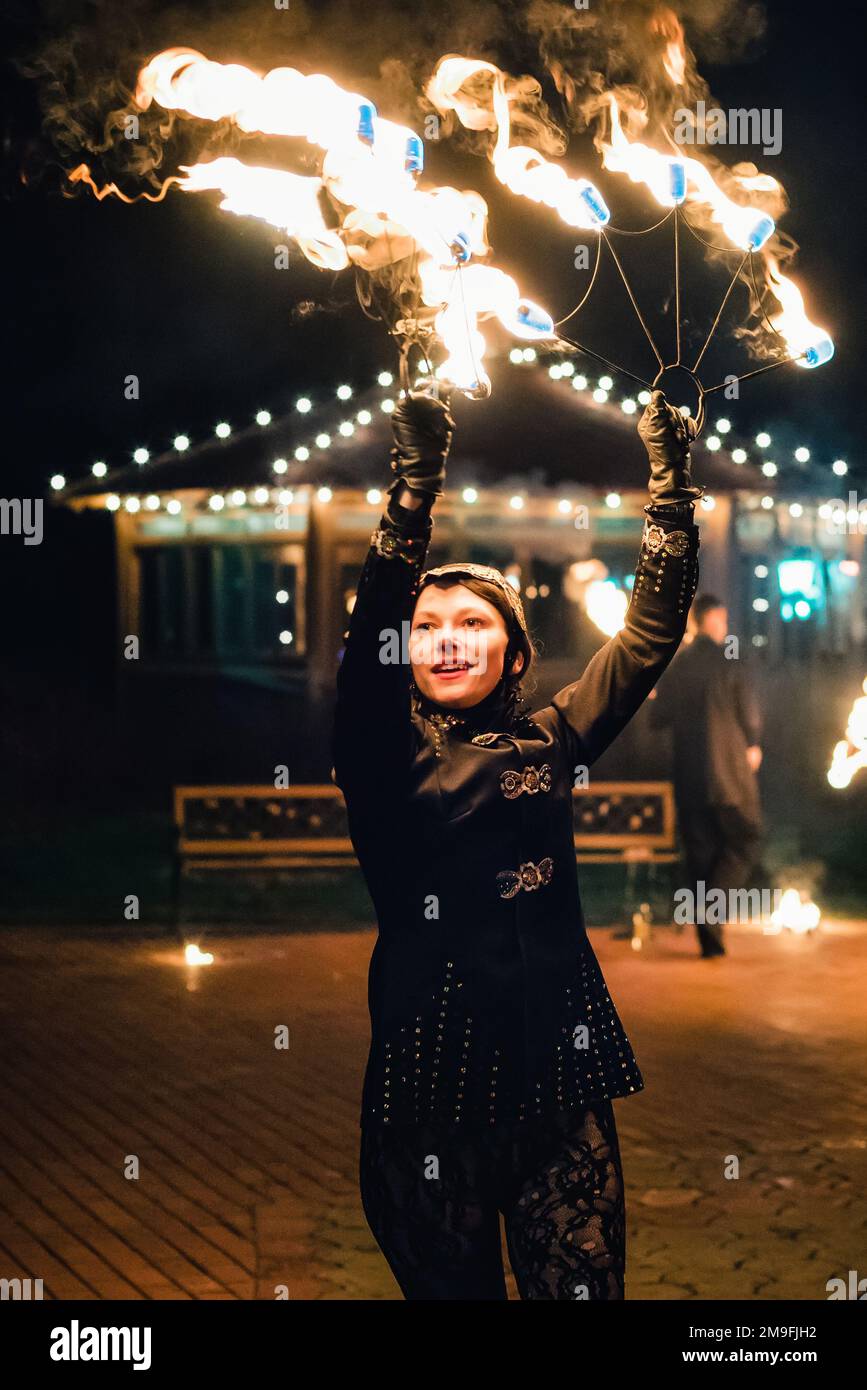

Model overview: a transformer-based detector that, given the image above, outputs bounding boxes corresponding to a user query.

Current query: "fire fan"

[69,44,834,427]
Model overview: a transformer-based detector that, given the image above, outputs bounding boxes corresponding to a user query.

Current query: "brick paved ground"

[0,917,864,1300]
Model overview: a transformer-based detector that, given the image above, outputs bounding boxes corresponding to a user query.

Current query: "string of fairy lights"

[48,353,859,525]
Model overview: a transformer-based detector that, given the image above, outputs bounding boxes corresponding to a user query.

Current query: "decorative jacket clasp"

[496,857,554,899]
[500,764,553,799]
[642,521,690,557]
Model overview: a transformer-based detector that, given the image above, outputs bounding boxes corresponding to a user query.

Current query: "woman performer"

[332,385,701,1299]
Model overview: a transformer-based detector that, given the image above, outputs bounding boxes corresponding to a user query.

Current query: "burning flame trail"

[72,21,833,395]
[68,163,180,203]
[589,6,832,371]
[425,23,832,373]
[85,47,560,397]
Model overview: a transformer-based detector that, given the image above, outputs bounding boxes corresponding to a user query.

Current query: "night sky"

[2,0,864,680]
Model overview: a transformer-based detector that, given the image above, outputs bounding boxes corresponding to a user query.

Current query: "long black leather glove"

[637,389,704,506]
[386,390,455,503]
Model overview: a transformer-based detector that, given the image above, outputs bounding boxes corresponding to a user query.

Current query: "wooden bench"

[173,779,676,897]
[172,781,677,934]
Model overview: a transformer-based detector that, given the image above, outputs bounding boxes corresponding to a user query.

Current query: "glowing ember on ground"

[184,942,215,966]
[766,889,821,935]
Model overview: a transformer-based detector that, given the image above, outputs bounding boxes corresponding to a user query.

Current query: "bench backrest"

[175,782,675,865]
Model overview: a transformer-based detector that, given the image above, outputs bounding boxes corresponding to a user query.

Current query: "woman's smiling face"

[410,581,523,709]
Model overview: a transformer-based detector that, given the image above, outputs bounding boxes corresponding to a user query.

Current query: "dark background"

[1,0,864,916]
[4,0,863,651]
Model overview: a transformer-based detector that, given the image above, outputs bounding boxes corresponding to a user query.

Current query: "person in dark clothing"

[650,594,763,958]
[331,386,701,1299]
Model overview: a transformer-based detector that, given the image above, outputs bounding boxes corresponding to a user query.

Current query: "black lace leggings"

[359,1101,626,1300]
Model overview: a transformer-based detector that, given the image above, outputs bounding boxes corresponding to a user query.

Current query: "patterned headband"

[419,562,530,638]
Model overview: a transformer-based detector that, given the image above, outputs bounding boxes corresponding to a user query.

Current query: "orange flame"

[67,163,180,203]
[427,58,606,230]
[74,47,559,397]
[591,90,831,365]
[599,92,784,244]
[428,23,831,372]
[763,255,830,365]
[828,678,867,788]
[650,8,687,87]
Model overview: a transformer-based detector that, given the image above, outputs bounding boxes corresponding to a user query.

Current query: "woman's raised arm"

[538,391,702,768]
[331,391,454,800]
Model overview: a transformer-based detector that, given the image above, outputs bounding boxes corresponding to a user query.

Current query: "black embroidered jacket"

[332,491,699,1129]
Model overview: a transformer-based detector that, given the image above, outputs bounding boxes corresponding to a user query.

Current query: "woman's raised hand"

[637,389,703,507]
[386,389,456,502]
